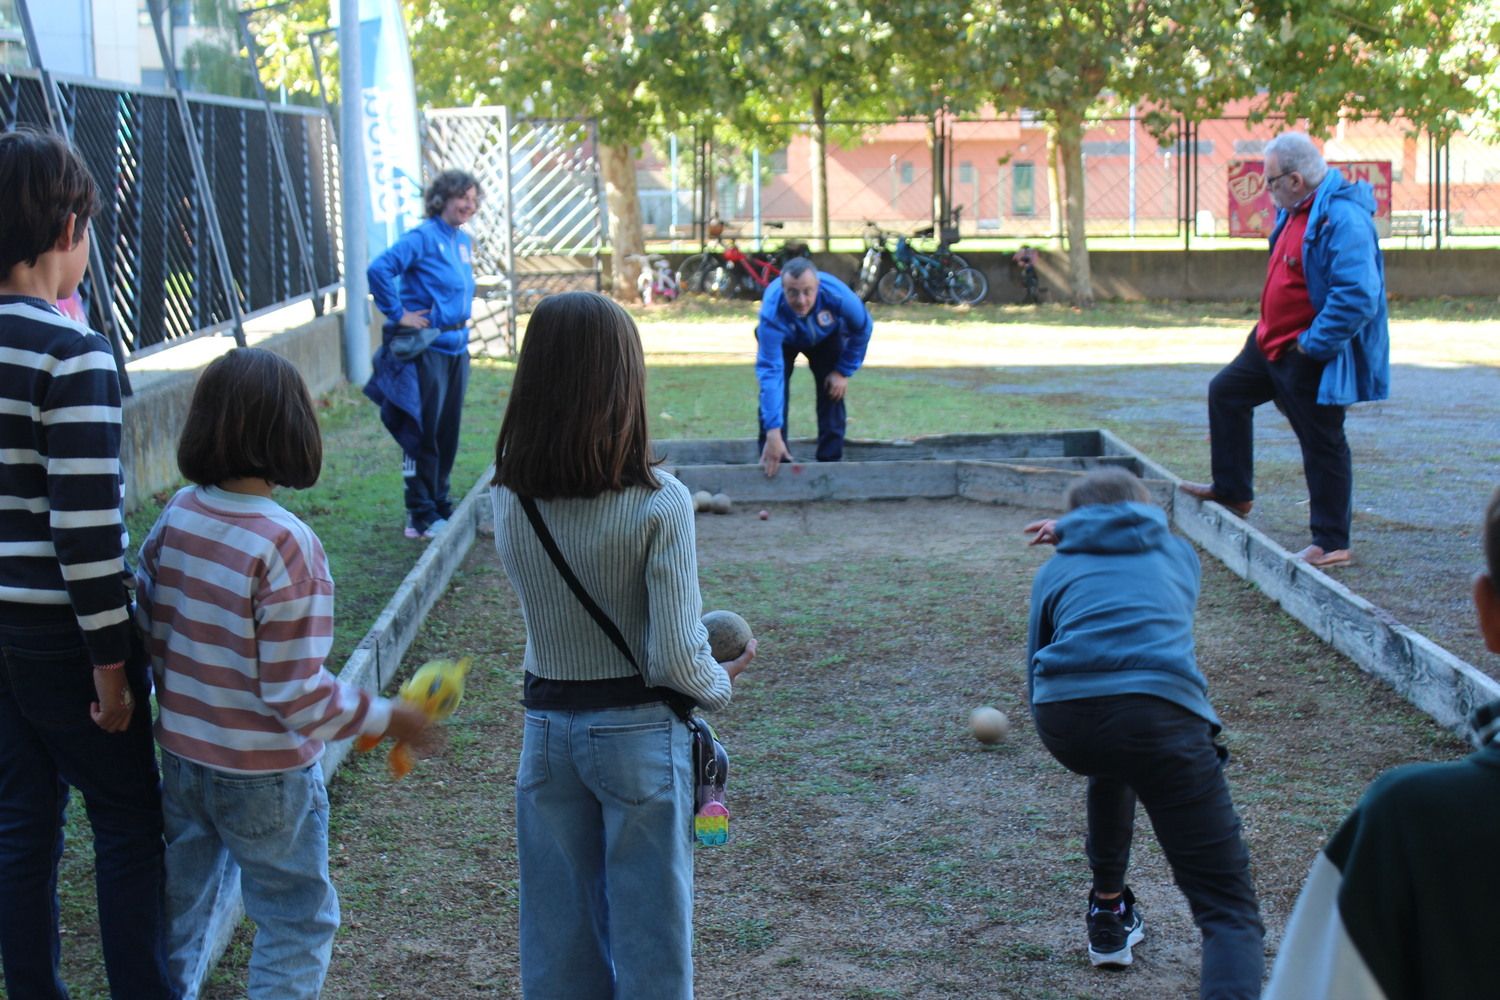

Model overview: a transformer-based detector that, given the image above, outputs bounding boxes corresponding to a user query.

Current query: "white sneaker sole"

[1089,923,1145,968]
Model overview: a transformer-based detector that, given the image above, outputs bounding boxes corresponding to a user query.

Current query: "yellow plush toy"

[355,657,471,778]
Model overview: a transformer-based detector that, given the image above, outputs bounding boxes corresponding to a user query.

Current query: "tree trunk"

[810,85,830,252]
[1046,129,1064,251]
[598,141,645,303]
[1054,116,1094,308]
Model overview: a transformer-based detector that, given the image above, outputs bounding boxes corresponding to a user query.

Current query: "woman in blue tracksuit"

[367,169,481,539]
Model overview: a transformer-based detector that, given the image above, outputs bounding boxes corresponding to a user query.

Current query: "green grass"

[32,296,1500,999]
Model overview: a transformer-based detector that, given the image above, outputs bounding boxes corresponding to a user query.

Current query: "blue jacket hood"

[1027,502,1221,729]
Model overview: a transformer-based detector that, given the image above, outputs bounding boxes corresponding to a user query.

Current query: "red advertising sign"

[1228,159,1392,238]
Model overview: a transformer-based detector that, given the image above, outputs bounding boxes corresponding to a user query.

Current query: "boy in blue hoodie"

[1025,468,1264,999]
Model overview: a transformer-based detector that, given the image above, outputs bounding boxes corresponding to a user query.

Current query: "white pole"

[669,134,679,249]
[1129,105,1137,240]
[752,148,762,250]
[339,0,372,384]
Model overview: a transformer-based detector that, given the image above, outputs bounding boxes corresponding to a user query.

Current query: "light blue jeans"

[517,702,696,1000]
[160,752,339,1000]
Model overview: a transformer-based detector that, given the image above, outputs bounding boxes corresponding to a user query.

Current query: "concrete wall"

[659,248,1499,304]
[120,313,347,512]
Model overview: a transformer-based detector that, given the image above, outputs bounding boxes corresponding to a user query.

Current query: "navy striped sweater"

[0,295,132,666]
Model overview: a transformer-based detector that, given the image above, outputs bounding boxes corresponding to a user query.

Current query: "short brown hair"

[177,348,322,489]
[1065,467,1152,510]
[1485,485,1500,581]
[493,291,660,498]
[424,169,481,218]
[0,127,99,282]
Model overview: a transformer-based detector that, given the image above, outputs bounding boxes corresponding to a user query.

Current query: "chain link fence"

[644,115,1500,247]
[1,67,338,359]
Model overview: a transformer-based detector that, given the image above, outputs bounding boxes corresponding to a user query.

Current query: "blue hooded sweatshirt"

[1027,501,1220,729]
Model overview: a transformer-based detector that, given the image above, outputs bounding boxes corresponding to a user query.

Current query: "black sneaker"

[1087,887,1145,968]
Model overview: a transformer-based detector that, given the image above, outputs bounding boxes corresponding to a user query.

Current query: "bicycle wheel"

[936,250,968,270]
[677,254,712,293]
[948,266,988,305]
[854,250,882,301]
[706,265,735,299]
[876,269,914,305]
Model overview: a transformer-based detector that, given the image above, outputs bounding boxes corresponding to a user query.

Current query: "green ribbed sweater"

[490,473,732,711]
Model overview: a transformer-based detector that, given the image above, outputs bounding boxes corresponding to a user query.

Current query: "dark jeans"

[756,330,848,463]
[0,603,175,999]
[404,347,470,530]
[1208,331,1353,551]
[1034,694,1264,1000]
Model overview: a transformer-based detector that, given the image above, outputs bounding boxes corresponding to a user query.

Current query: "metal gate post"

[501,107,518,354]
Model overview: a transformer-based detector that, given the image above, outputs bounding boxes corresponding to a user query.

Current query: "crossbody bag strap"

[517,495,642,673]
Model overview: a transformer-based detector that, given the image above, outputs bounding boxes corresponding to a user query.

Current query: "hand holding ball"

[702,610,753,662]
[969,706,1010,745]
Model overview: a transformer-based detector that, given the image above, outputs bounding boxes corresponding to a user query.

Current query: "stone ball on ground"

[710,492,732,514]
[702,610,753,662]
[969,706,1010,745]
[692,490,713,513]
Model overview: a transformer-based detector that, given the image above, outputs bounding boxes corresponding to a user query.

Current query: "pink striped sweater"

[136,485,390,773]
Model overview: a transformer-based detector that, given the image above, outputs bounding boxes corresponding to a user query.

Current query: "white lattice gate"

[424,108,607,355]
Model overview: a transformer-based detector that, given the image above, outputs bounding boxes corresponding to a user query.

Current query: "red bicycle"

[707,223,810,300]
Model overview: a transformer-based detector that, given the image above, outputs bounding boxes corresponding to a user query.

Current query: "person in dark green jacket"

[1265,484,1500,999]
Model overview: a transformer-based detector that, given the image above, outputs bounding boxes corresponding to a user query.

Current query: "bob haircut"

[0,127,99,282]
[424,169,482,218]
[177,348,322,489]
[1064,467,1152,511]
[493,291,661,498]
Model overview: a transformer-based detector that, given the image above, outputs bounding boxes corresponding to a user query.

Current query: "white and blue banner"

[347,0,424,260]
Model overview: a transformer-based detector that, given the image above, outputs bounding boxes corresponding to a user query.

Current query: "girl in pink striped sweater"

[136,348,428,999]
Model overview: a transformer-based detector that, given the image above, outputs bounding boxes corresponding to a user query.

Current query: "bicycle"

[854,222,891,301]
[875,235,988,306]
[629,253,680,305]
[705,223,810,300]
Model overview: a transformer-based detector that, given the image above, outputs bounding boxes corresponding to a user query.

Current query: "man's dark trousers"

[756,331,847,463]
[404,347,469,530]
[1034,694,1264,1000]
[1207,331,1352,551]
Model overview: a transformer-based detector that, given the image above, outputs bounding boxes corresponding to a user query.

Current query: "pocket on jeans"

[209,770,287,839]
[1,628,96,728]
[589,720,674,805]
[516,714,549,792]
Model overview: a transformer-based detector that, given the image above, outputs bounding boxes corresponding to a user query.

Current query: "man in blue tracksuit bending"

[755,259,872,477]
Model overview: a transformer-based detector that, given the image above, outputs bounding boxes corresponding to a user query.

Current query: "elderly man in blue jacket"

[755,259,873,477]
[1181,132,1390,568]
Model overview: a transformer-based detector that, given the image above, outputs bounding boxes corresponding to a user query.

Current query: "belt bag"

[517,494,731,847]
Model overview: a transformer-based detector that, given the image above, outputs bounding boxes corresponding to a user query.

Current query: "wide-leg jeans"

[161,752,338,1000]
[516,702,695,1000]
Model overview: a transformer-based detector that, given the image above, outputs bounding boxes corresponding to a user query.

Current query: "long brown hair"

[493,292,660,498]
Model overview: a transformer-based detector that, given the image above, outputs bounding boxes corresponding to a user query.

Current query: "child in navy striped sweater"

[0,126,178,999]
[136,347,429,998]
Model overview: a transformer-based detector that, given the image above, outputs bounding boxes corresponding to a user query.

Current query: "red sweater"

[1257,200,1317,360]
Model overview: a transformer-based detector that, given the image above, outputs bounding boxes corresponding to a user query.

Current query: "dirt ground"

[241,498,1468,1000]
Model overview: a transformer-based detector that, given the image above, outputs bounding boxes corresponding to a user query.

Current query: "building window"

[770,148,788,175]
[899,161,913,185]
[1234,140,1267,156]
[1012,161,1035,216]
[958,161,974,184]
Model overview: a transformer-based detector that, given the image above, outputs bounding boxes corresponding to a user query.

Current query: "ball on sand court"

[692,490,712,513]
[710,492,732,514]
[969,706,1010,745]
[702,610,753,662]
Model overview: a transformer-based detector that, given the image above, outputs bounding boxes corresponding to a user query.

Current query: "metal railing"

[1,67,339,360]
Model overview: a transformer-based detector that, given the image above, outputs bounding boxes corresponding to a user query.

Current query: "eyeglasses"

[1265,170,1296,189]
